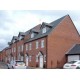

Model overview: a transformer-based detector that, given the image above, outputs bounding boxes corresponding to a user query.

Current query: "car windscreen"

[68,61,77,64]
[16,61,24,64]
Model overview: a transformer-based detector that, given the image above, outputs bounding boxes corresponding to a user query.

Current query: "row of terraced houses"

[0,15,80,68]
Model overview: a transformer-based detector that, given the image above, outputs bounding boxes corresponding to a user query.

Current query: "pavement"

[0,62,8,69]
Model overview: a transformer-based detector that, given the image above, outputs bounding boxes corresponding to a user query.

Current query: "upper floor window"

[36,55,38,62]
[18,46,20,52]
[21,45,23,51]
[26,44,28,51]
[12,48,13,53]
[14,47,16,52]
[31,33,34,38]
[42,27,47,34]
[19,36,22,40]
[41,40,44,48]
[36,41,39,49]
[29,43,32,50]
[13,40,15,43]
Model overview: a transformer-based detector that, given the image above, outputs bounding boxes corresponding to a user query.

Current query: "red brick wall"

[47,15,80,68]
[16,40,24,60]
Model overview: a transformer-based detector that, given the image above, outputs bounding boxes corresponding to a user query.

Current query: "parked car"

[63,60,80,69]
[7,60,26,69]
[7,60,15,69]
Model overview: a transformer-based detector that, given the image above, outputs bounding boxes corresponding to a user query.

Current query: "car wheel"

[12,66,14,69]
[7,66,9,69]
[7,65,9,69]
[76,67,80,69]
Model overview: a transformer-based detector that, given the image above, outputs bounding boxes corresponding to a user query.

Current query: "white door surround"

[26,54,29,67]
[38,52,44,68]
[39,55,43,68]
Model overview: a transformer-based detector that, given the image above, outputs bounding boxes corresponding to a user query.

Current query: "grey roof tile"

[66,44,80,55]
[25,15,67,43]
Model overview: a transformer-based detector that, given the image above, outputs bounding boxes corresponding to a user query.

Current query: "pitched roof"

[25,24,41,35]
[66,44,80,55]
[18,32,25,37]
[25,15,67,43]
[13,36,18,40]
[11,36,18,43]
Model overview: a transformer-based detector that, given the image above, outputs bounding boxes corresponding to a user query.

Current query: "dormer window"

[31,33,34,38]
[13,40,15,43]
[19,36,23,40]
[42,27,47,33]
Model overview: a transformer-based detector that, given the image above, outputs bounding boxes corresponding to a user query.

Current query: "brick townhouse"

[0,15,80,68]
[7,24,41,63]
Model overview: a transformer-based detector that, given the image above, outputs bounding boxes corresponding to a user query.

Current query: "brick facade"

[47,15,80,68]
[0,15,80,68]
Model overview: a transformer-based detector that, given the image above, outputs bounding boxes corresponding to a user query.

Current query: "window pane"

[29,56,32,62]
[21,45,23,51]
[36,55,38,62]
[26,44,28,51]
[42,27,46,33]
[29,43,32,50]
[31,33,34,38]
[36,41,39,49]
[41,40,44,48]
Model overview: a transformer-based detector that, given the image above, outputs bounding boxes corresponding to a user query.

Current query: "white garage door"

[68,55,80,62]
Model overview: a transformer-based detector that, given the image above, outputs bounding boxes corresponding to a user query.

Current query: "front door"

[26,56,29,67]
[39,55,43,68]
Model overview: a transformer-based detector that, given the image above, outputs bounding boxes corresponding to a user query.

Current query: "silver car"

[7,60,26,69]
[7,60,15,69]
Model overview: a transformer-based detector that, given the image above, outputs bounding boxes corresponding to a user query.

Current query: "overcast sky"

[0,10,80,51]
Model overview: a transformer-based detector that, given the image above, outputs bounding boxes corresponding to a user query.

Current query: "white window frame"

[29,43,32,50]
[42,27,47,33]
[18,53,21,60]
[14,47,16,52]
[41,40,44,48]
[18,46,20,52]
[29,56,32,62]
[36,55,38,62]
[21,45,23,51]
[31,33,34,38]
[13,40,15,43]
[26,44,28,51]
[19,36,23,40]
[44,55,46,62]
[12,48,13,53]
[36,41,39,49]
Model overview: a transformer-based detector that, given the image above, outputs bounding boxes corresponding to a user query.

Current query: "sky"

[0,10,80,51]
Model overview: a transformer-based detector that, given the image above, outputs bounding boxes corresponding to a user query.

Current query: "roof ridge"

[50,15,68,25]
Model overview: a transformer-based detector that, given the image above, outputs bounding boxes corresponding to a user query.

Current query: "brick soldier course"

[0,15,80,68]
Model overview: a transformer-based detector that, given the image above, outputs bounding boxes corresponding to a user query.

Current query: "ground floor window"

[36,55,38,62]
[29,56,32,62]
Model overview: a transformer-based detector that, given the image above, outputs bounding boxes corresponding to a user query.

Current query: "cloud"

[0,10,80,51]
